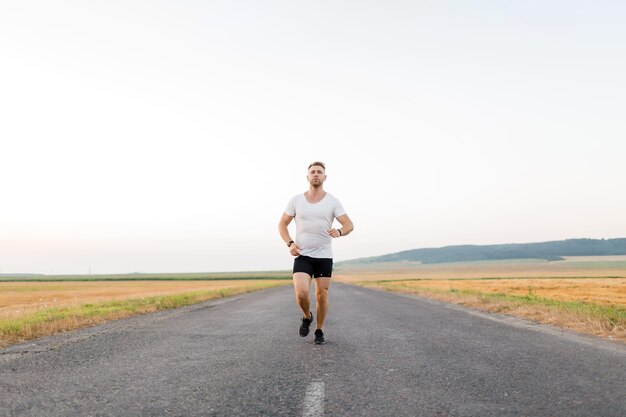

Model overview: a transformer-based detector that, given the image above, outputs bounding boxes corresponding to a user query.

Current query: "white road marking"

[302,379,325,417]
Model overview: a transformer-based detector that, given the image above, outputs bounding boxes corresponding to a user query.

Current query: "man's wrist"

[338,229,342,236]
[287,240,294,247]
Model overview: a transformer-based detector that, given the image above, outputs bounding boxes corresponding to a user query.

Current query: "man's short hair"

[308,161,326,171]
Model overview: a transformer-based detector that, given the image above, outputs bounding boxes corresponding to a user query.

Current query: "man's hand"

[289,242,301,256]
[327,228,341,238]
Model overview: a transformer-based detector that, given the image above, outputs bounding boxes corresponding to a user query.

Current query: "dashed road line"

[302,379,325,417]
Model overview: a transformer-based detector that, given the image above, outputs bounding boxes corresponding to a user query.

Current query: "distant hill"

[340,238,626,265]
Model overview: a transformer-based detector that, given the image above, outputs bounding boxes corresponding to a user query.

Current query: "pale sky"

[1,1,625,274]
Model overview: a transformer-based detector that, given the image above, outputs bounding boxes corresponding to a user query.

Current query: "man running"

[278,161,354,344]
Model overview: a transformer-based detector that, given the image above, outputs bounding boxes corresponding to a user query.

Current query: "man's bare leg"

[293,272,312,319]
[313,278,331,330]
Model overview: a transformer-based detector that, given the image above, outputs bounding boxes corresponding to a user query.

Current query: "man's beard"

[310,181,322,188]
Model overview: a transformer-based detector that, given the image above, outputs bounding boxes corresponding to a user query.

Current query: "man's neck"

[306,186,325,198]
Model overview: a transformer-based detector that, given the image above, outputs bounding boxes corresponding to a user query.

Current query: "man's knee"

[296,290,309,303]
[316,288,329,302]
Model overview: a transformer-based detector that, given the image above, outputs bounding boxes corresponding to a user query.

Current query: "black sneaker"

[299,312,313,337]
[314,329,325,345]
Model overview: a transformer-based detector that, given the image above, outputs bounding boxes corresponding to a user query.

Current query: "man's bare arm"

[328,214,354,238]
[278,213,301,256]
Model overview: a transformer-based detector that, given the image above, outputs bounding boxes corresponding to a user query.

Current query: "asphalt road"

[1,283,625,417]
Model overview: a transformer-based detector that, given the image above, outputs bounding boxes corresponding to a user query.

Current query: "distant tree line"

[346,238,626,265]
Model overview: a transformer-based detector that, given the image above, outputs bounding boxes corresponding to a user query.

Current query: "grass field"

[335,256,626,342]
[2,257,625,347]
[0,271,292,282]
[354,277,626,342]
[334,256,626,281]
[0,279,290,348]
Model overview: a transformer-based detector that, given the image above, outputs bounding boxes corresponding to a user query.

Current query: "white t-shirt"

[285,192,346,259]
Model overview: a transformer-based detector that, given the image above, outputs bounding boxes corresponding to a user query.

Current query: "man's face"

[307,165,326,187]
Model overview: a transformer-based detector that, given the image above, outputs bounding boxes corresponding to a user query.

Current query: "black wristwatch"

[287,240,294,247]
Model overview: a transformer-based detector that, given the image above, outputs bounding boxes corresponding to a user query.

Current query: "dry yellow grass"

[0,280,280,321]
[0,280,290,348]
[355,278,626,342]
[367,278,626,305]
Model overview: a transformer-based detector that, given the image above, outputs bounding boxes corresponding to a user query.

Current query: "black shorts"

[293,255,333,278]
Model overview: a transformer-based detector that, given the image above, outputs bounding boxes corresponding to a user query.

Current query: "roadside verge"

[352,278,626,343]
